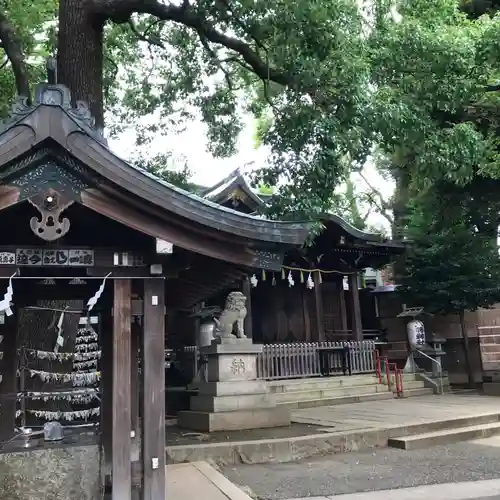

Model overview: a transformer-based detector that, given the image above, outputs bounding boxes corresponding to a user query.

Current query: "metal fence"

[256,341,376,380]
[166,341,376,382]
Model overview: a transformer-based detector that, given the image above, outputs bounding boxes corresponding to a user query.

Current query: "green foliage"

[133,153,196,192]
[400,184,500,314]
[4,0,500,223]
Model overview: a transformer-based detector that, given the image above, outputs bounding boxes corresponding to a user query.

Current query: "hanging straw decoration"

[281,268,286,280]
[261,270,266,281]
[271,273,276,286]
[299,270,304,283]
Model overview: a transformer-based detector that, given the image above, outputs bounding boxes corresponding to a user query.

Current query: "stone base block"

[483,382,500,396]
[190,393,275,412]
[177,406,291,432]
[198,380,269,396]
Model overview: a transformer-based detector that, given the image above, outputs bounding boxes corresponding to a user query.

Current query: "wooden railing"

[256,341,376,380]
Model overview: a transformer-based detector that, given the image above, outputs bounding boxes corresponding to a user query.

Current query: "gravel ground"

[222,440,500,499]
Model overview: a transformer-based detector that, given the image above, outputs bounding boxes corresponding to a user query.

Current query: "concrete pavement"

[167,461,253,500]
[284,478,500,499]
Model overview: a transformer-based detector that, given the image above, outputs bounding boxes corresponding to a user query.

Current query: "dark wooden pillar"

[101,314,113,473]
[301,289,311,342]
[241,277,253,339]
[314,271,325,341]
[0,319,17,441]
[142,278,166,500]
[348,273,363,341]
[339,280,348,333]
[112,279,132,500]
[130,324,140,437]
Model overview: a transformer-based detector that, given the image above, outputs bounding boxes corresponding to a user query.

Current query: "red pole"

[385,357,391,391]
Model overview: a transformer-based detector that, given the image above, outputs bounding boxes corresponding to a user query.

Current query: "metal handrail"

[413,349,443,394]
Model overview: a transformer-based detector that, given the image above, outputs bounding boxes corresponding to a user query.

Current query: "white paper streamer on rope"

[21,388,100,403]
[25,407,100,421]
[29,369,101,386]
[26,349,102,362]
[75,342,99,352]
[75,332,98,344]
[87,272,111,311]
[74,359,98,370]
[53,310,66,353]
[0,272,16,316]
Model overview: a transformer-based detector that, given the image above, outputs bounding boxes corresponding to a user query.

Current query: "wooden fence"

[256,341,376,380]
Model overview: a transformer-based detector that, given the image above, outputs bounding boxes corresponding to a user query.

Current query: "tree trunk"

[57,0,105,129]
[459,309,474,386]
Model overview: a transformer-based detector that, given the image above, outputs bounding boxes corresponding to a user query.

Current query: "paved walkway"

[285,478,500,499]
[291,393,500,430]
[168,461,252,500]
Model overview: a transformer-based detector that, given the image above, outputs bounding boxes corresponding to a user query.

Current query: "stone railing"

[256,341,376,380]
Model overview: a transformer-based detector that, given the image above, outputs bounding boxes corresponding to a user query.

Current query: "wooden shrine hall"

[195,169,406,344]
[0,83,311,500]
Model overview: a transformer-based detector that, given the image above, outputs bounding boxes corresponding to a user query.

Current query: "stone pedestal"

[178,338,290,432]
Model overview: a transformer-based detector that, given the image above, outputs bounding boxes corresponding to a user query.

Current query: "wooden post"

[241,277,253,339]
[339,280,348,332]
[301,289,311,342]
[142,278,166,500]
[112,279,132,500]
[314,271,325,341]
[130,324,140,438]
[0,322,17,441]
[101,314,113,475]
[348,273,363,341]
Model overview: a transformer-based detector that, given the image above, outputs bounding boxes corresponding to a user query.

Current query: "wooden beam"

[112,279,132,500]
[142,278,166,500]
[348,273,363,341]
[314,271,325,341]
[241,277,253,339]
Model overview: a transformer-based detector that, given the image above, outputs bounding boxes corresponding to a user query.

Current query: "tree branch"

[357,171,394,225]
[0,11,30,98]
[127,19,165,48]
[92,0,291,86]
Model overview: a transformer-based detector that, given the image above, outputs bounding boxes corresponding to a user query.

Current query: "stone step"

[388,421,500,450]
[273,383,389,403]
[279,390,395,409]
[269,375,379,393]
[401,387,435,398]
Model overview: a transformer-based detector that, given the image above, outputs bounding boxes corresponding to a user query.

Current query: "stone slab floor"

[290,393,500,430]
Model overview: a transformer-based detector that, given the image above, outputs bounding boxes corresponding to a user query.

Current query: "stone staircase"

[388,413,500,450]
[268,373,439,410]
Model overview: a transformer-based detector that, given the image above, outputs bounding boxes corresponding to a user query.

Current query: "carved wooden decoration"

[28,189,74,241]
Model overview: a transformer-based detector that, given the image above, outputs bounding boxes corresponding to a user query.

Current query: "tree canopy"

[401,182,500,315]
[1,0,500,218]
